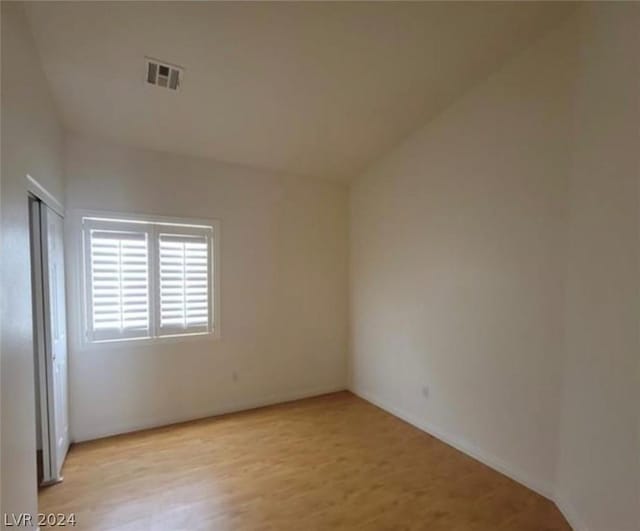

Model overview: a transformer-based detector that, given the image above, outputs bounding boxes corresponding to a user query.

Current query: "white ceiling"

[25,2,574,181]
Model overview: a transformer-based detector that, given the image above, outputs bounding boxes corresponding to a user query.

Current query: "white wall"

[350,17,577,497]
[1,1,65,519]
[555,5,640,531]
[349,5,639,530]
[64,134,348,441]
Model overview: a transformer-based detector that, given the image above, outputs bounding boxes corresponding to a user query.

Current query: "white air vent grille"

[145,58,182,91]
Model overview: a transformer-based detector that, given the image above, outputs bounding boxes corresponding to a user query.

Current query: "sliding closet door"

[41,204,69,478]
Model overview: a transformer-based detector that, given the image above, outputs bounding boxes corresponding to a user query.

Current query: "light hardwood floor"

[39,392,570,530]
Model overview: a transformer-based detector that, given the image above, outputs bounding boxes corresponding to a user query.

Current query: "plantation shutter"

[157,228,212,336]
[85,221,152,341]
[83,217,215,343]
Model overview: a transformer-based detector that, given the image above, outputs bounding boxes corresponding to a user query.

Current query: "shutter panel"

[87,226,151,341]
[158,231,212,335]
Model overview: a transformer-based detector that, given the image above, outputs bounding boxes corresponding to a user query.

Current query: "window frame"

[80,210,221,345]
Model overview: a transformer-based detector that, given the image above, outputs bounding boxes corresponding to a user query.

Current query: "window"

[82,215,217,342]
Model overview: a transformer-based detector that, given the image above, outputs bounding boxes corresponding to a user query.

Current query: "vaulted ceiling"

[25,2,574,181]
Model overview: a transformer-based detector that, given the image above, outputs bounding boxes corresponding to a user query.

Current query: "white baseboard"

[555,495,590,531]
[350,386,554,500]
[73,383,346,443]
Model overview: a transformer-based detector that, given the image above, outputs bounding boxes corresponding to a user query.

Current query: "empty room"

[1,1,638,530]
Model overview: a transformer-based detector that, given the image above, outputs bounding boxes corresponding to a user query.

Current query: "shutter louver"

[88,228,151,341]
[158,232,211,335]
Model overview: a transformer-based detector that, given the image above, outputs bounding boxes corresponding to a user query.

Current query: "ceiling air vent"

[145,58,183,91]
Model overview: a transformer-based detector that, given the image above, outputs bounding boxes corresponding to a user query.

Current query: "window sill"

[78,329,221,351]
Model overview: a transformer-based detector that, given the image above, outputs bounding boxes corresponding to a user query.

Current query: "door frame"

[26,173,64,217]
[29,195,53,483]
[26,173,66,486]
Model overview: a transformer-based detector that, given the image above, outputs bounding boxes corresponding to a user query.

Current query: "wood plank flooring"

[39,392,571,530]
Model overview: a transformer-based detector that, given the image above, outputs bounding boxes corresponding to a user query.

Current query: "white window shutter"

[83,216,215,343]
[85,223,152,341]
[157,230,212,336]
